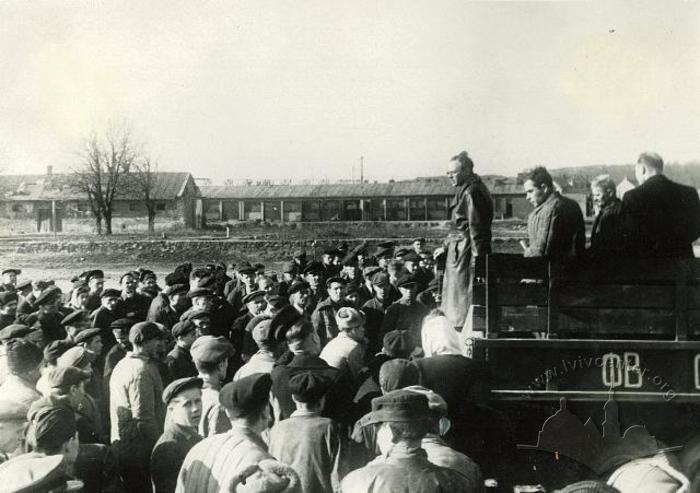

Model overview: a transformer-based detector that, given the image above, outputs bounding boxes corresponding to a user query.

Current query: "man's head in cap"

[43,340,74,367]
[110,318,134,350]
[0,453,71,492]
[326,277,346,303]
[289,372,333,412]
[60,310,91,340]
[86,269,105,294]
[188,288,215,313]
[184,309,213,336]
[129,322,164,358]
[243,290,267,317]
[281,261,297,282]
[190,336,234,383]
[119,271,138,296]
[0,324,31,343]
[374,246,394,269]
[171,320,197,349]
[335,307,365,342]
[379,359,420,393]
[403,385,451,437]
[257,276,277,296]
[370,272,391,303]
[302,262,323,290]
[396,273,418,302]
[0,291,18,318]
[16,279,32,297]
[0,399,28,456]
[219,373,272,432]
[237,263,256,290]
[1,268,20,287]
[287,280,311,313]
[162,377,203,431]
[6,339,43,384]
[285,318,321,356]
[44,367,92,407]
[411,237,426,254]
[35,286,62,315]
[56,346,91,371]
[25,404,79,472]
[366,389,433,454]
[100,288,121,312]
[138,269,159,295]
[401,252,420,274]
[165,283,189,311]
[382,330,414,358]
[251,319,277,352]
[69,284,90,311]
[73,328,103,362]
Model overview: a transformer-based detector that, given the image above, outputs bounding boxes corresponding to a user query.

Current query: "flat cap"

[73,328,101,345]
[171,320,196,338]
[26,404,77,452]
[190,335,234,365]
[31,280,49,291]
[252,319,274,345]
[60,310,90,327]
[302,262,324,275]
[164,284,188,297]
[56,346,90,370]
[101,288,121,299]
[365,389,431,425]
[281,261,297,274]
[0,324,31,342]
[162,377,203,405]
[322,248,342,257]
[325,276,346,288]
[139,269,156,282]
[411,237,426,243]
[0,291,18,306]
[289,372,333,403]
[371,272,391,287]
[16,280,32,291]
[74,285,90,296]
[335,307,363,331]
[242,290,266,304]
[401,251,420,264]
[395,273,417,289]
[187,288,215,299]
[6,339,43,375]
[373,246,393,259]
[0,454,69,493]
[264,294,288,310]
[183,309,212,321]
[1,268,21,276]
[379,359,420,393]
[219,373,272,418]
[293,250,306,258]
[34,286,62,306]
[237,264,256,275]
[394,248,411,259]
[46,366,91,388]
[164,271,189,287]
[86,269,104,281]
[253,263,266,271]
[110,318,135,331]
[383,330,414,358]
[287,280,310,295]
[129,322,164,345]
[362,265,382,279]
[269,305,303,342]
[43,340,74,365]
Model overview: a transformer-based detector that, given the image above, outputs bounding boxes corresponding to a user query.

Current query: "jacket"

[319,333,366,384]
[448,174,493,256]
[166,344,197,380]
[525,191,585,259]
[176,424,274,493]
[233,350,276,381]
[311,298,349,346]
[361,297,392,355]
[589,198,625,257]
[151,423,202,493]
[381,300,430,346]
[621,174,700,258]
[148,297,185,331]
[421,435,483,491]
[199,373,231,437]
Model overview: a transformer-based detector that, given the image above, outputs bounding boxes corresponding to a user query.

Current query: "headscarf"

[421,315,465,357]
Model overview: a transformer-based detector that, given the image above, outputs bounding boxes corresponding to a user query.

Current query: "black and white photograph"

[1,1,699,491]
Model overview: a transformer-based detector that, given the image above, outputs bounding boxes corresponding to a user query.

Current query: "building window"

[156,203,166,211]
[129,203,138,211]
[11,204,24,213]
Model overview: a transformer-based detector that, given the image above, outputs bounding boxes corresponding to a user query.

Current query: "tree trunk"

[94,216,103,235]
[148,210,156,235]
[104,210,113,235]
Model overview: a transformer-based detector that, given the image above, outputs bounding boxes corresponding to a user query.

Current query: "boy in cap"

[0,291,18,330]
[151,377,203,493]
[278,261,299,297]
[190,335,235,437]
[175,373,281,493]
[167,321,198,379]
[226,264,257,315]
[60,310,91,343]
[320,307,367,385]
[341,390,470,493]
[23,286,66,345]
[381,273,429,346]
[230,290,267,361]
[269,372,346,493]
[0,268,20,292]
[302,261,324,309]
[90,288,122,333]
[109,321,166,491]
[311,276,350,346]
[233,319,278,381]
[148,283,189,331]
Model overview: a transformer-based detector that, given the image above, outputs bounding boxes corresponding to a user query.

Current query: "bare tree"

[131,156,161,234]
[74,127,138,235]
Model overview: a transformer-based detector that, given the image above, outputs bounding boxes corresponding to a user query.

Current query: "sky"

[0,1,698,183]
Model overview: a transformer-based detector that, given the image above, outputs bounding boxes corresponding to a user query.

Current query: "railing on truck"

[469,254,700,403]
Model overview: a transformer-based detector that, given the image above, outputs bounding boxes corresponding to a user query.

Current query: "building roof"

[0,172,196,201]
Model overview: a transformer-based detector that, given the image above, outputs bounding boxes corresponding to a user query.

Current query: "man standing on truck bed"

[621,151,700,258]
[522,166,585,259]
[435,151,493,329]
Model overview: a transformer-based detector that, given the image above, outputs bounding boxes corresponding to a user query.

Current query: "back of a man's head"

[6,339,43,378]
[286,319,315,354]
[451,151,474,171]
[638,152,664,173]
[525,166,553,189]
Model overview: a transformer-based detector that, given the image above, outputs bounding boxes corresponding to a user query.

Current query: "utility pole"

[360,156,364,184]
[360,156,365,220]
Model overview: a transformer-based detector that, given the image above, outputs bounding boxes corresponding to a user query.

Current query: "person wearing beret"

[151,377,203,493]
[175,373,282,493]
[226,265,257,315]
[320,307,368,386]
[230,290,267,363]
[119,272,152,323]
[340,390,471,493]
[166,321,198,380]
[0,339,43,410]
[311,277,350,347]
[0,396,28,464]
[360,272,395,356]
[109,321,166,491]
[147,283,189,332]
[381,273,430,347]
[269,371,347,493]
[190,335,236,437]
[0,291,18,331]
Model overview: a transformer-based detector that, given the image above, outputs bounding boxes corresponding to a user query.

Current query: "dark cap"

[187,288,215,299]
[6,339,43,375]
[402,252,420,264]
[1,268,21,276]
[171,320,196,338]
[86,269,104,281]
[411,237,426,244]
[73,328,101,345]
[373,246,393,259]
[396,273,417,289]
[383,330,414,358]
[302,262,323,276]
[74,285,90,296]
[164,271,189,287]
[281,261,296,274]
[344,284,360,297]
[0,454,68,493]
[289,372,333,403]
[190,335,234,365]
[162,377,203,405]
[269,305,303,342]
[139,269,156,282]
[46,366,91,388]
[238,264,256,275]
[119,271,138,283]
[34,286,62,306]
[394,248,411,259]
[379,359,420,392]
[293,250,307,259]
[26,404,77,451]
[0,324,31,342]
[219,373,272,418]
[129,322,164,345]
[264,294,288,310]
[252,319,274,345]
[57,346,90,369]
[365,389,431,425]
[43,340,74,365]
[287,280,310,295]
[16,280,32,291]
[362,266,382,279]
[110,318,135,331]
[165,284,188,297]
[60,310,90,327]
[325,276,346,288]
[0,291,18,306]
[183,309,212,321]
[371,272,391,287]
[31,280,49,291]
[253,263,266,271]
[242,290,266,304]
[101,288,121,299]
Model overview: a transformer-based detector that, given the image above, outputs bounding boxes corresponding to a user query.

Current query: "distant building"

[616,176,636,199]
[0,170,200,230]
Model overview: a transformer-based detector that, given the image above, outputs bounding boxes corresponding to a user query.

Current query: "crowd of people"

[0,150,698,492]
